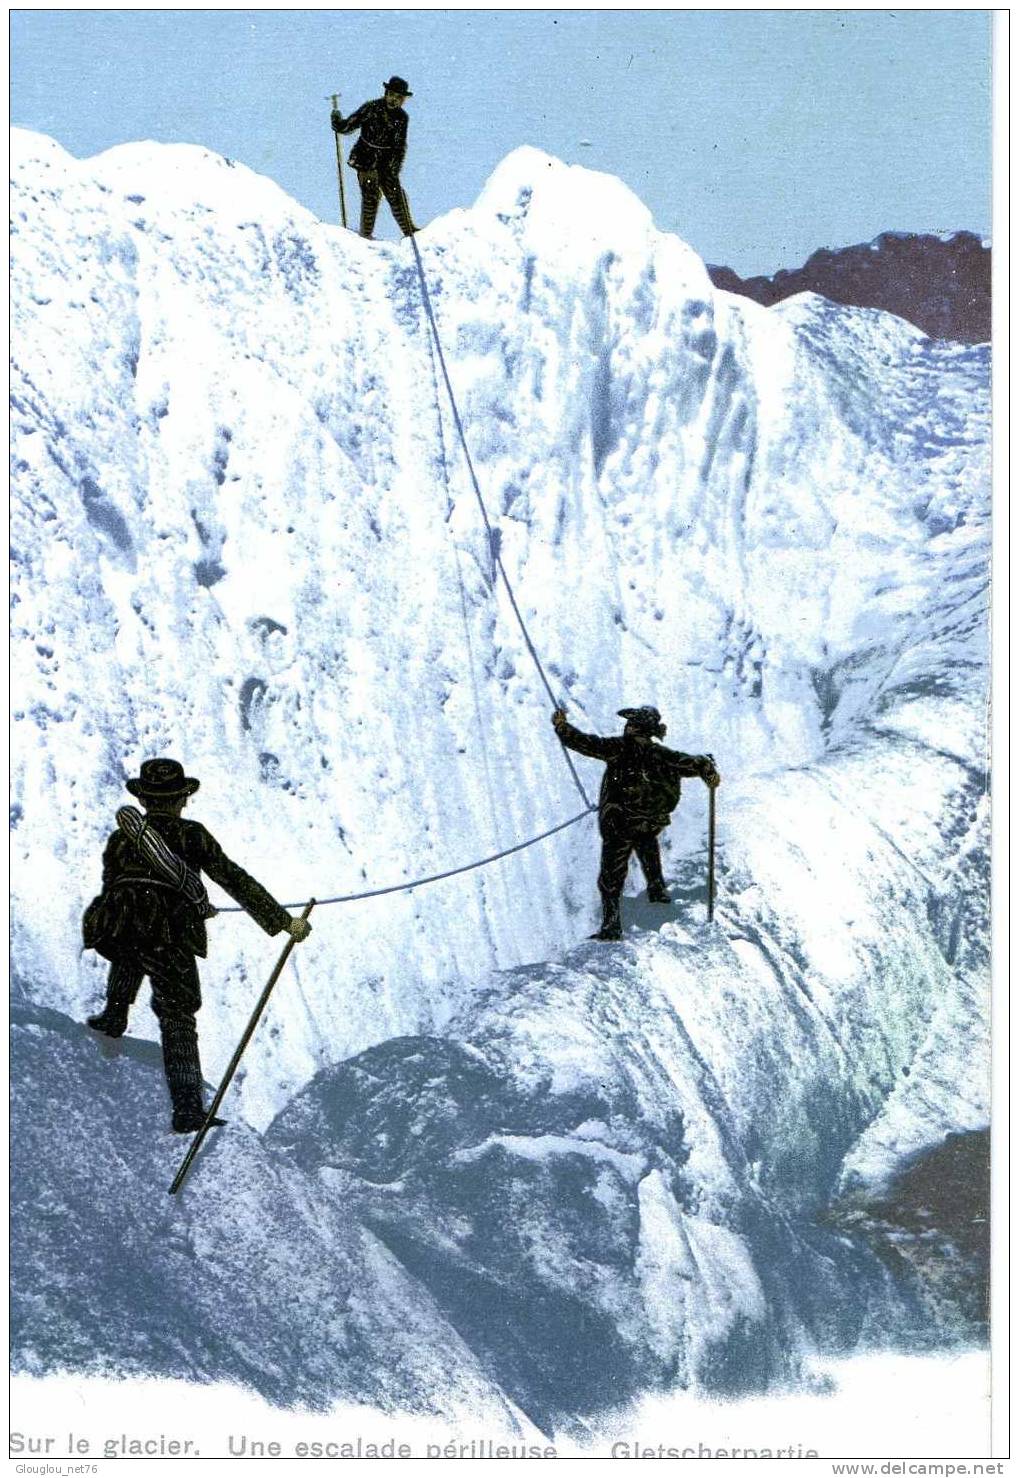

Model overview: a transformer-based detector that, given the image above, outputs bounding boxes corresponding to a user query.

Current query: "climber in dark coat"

[332,75,417,239]
[82,758,311,1133]
[552,706,720,940]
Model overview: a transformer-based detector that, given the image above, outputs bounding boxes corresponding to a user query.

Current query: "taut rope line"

[215,805,596,912]
[409,236,592,809]
[218,235,603,916]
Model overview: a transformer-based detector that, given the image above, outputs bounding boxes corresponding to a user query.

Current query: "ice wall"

[10,128,989,1164]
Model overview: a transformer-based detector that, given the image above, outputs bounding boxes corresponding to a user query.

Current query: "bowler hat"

[125,757,201,799]
[383,75,412,96]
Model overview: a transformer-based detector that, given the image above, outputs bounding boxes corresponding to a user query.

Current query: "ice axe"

[168,899,316,1195]
[706,754,716,923]
[327,93,348,228]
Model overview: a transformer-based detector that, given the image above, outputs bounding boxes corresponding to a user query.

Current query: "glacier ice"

[9,129,990,1420]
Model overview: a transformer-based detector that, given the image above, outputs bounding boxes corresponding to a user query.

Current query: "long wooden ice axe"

[706,754,716,923]
[327,92,348,228]
[168,899,316,1195]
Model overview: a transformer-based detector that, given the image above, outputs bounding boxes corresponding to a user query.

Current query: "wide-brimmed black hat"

[618,706,665,736]
[382,75,412,96]
[125,757,200,800]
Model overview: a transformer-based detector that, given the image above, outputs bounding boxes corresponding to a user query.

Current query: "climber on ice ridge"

[82,758,312,1134]
[552,706,720,940]
[332,75,418,239]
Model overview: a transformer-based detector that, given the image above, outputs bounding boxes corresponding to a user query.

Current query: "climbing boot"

[86,961,141,1038]
[85,957,141,1040]
[87,1008,128,1038]
[590,898,622,942]
[172,1109,226,1134]
[647,883,671,904]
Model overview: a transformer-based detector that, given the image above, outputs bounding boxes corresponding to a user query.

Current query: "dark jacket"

[334,98,409,175]
[556,721,708,832]
[82,814,291,962]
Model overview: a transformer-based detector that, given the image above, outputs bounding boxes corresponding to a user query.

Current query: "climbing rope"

[217,236,600,916]
[423,276,504,842]
[216,803,596,912]
[409,236,592,809]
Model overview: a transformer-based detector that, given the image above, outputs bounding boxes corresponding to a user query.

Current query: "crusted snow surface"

[9,1000,532,1428]
[9,129,990,1417]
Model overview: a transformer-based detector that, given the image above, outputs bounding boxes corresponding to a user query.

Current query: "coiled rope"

[217,237,598,915]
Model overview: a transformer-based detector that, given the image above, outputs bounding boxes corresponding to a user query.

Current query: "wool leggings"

[101,947,205,1118]
[356,170,416,238]
[597,825,666,925]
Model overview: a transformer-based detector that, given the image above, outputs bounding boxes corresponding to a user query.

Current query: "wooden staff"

[706,754,717,923]
[168,900,316,1195]
[707,786,716,922]
[328,93,348,228]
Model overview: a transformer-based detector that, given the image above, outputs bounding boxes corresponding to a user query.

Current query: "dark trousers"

[100,944,205,1119]
[597,822,665,923]
[357,170,416,238]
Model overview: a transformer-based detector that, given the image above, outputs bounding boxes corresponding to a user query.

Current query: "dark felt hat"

[618,706,665,736]
[125,757,201,800]
[383,75,412,96]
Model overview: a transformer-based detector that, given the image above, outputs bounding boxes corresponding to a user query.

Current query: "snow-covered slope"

[10,129,990,1412]
[10,999,533,1429]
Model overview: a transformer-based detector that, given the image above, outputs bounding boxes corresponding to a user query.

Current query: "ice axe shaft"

[328,93,348,228]
[706,754,716,923]
[168,899,316,1196]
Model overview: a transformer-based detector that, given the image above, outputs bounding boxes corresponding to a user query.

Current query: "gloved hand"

[552,708,568,733]
[287,917,313,942]
[700,757,721,788]
[330,110,344,132]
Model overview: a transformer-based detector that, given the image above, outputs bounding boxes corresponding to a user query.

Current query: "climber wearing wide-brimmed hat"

[82,758,310,1133]
[552,707,720,941]
[331,75,418,239]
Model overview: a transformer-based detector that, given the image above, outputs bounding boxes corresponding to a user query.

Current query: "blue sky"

[10,8,992,271]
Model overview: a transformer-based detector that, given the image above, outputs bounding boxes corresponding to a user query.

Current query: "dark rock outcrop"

[710,232,990,342]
